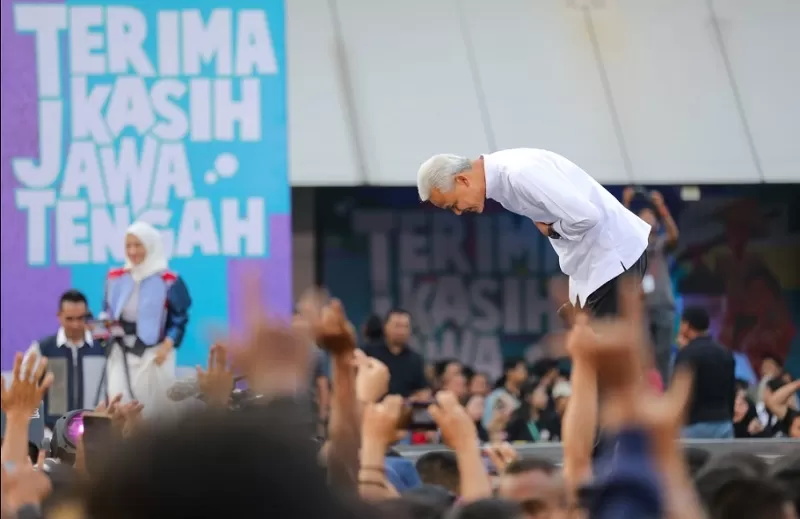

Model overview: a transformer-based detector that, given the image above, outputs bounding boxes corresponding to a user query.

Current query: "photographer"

[623,187,680,383]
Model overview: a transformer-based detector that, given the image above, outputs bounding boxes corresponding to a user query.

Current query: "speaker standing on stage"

[417,148,651,317]
[104,221,192,416]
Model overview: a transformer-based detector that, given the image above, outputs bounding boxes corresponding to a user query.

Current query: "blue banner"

[3,0,290,370]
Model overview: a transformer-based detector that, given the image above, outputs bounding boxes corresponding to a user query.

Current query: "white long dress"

[105,282,177,418]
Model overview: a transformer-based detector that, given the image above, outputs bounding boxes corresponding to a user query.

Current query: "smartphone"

[81,412,113,475]
[401,400,438,431]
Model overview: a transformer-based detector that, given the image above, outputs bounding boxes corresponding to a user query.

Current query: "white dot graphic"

[215,153,239,178]
[205,171,218,185]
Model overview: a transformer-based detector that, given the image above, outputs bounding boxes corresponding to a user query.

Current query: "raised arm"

[507,160,601,241]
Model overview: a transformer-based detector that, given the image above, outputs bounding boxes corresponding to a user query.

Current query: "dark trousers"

[583,253,648,318]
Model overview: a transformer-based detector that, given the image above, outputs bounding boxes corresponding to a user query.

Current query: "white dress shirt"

[26,327,94,358]
[483,148,651,305]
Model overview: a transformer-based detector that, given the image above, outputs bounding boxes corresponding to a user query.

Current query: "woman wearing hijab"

[104,221,192,415]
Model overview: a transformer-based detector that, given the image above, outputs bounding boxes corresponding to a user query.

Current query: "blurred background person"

[482,359,527,430]
[675,306,736,439]
[623,187,680,383]
[362,309,429,399]
[103,222,192,417]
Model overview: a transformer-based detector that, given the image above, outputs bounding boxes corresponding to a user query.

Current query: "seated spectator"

[482,359,527,430]
[764,379,800,438]
[466,371,490,398]
[505,383,560,443]
[434,359,462,390]
[733,392,769,438]
[464,395,489,442]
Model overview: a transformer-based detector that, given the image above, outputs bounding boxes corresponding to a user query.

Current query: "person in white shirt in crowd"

[417,148,650,317]
[25,290,105,427]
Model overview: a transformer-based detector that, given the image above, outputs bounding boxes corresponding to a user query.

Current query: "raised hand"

[0,457,52,512]
[228,272,312,398]
[0,353,53,418]
[354,350,390,404]
[565,277,647,392]
[299,288,357,356]
[196,343,235,408]
[483,442,519,476]
[361,395,405,449]
[429,390,478,451]
[622,186,636,206]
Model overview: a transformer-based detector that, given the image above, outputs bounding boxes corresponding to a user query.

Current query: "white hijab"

[124,221,168,283]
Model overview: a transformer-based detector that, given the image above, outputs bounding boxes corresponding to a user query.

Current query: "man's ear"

[455,174,469,186]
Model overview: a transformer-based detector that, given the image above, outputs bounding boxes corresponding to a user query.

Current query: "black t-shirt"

[362,342,428,398]
[674,336,736,425]
[779,408,799,437]
[505,411,561,443]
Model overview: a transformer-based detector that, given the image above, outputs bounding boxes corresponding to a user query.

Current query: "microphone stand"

[93,321,137,406]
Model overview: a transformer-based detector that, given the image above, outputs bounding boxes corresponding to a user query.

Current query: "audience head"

[497,359,528,389]
[415,451,461,496]
[443,373,468,401]
[678,306,710,346]
[86,409,361,519]
[464,395,485,423]
[761,355,784,379]
[710,478,794,519]
[445,499,525,519]
[434,360,462,385]
[384,309,412,347]
[498,458,567,519]
[770,452,800,514]
[467,372,490,397]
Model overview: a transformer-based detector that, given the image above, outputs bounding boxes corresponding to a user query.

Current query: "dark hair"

[695,452,770,509]
[681,306,710,333]
[434,359,460,379]
[385,308,411,323]
[377,493,449,519]
[505,457,557,476]
[363,314,384,342]
[415,451,460,495]
[493,359,525,389]
[445,499,524,519]
[59,289,88,311]
[529,358,559,379]
[86,408,360,519]
[502,358,525,374]
[762,354,784,368]
[710,478,791,519]
[462,366,476,381]
[770,451,800,512]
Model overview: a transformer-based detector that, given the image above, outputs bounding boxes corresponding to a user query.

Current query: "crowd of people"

[2,274,799,519]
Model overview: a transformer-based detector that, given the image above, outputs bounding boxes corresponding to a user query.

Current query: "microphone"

[167,375,246,402]
[167,377,201,402]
